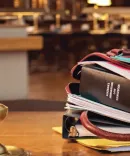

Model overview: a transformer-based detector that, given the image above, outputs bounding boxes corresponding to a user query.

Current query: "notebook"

[66,91,130,123]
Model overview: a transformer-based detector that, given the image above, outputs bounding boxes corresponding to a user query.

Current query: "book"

[78,61,130,80]
[80,64,130,113]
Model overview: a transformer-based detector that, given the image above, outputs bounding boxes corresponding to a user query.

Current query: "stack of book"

[61,49,130,152]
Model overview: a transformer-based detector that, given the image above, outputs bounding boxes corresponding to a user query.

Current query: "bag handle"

[107,49,130,57]
[80,111,130,141]
[71,49,130,80]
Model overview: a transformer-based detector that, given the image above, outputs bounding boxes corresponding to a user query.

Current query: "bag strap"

[71,49,130,80]
[80,111,130,141]
[107,49,130,57]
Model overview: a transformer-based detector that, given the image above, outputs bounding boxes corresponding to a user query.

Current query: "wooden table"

[0,112,129,156]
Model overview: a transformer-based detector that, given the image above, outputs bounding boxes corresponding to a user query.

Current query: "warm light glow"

[56,14,61,28]
[32,0,37,8]
[14,0,20,8]
[87,0,97,4]
[56,0,61,10]
[96,0,112,6]
[94,5,98,9]
[44,0,48,5]
[39,0,44,8]
[38,0,48,8]
[65,10,70,15]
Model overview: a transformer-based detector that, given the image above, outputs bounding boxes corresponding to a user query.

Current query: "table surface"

[0,112,130,156]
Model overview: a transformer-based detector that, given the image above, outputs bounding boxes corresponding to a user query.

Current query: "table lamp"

[88,0,97,4]
[97,0,112,30]
[96,0,112,6]
[87,0,99,30]
[88,0,99,9]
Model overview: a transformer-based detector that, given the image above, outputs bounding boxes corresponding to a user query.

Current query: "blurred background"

[0,0,130,103]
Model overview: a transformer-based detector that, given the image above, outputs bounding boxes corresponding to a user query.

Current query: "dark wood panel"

[0,100,65,111]
[0,0,13,8]
[112,0,130,6]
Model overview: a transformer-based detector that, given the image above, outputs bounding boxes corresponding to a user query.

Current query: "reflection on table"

[0,111,129,156]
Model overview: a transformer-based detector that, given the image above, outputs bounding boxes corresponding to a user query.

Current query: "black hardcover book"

[80,65,130,113]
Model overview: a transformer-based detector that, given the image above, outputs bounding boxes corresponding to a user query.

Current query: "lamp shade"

[87,0,97,4]
[96,0,112,6]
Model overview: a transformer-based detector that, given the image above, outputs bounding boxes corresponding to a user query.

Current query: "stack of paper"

[58,57,130,152]
[53,127,130,152]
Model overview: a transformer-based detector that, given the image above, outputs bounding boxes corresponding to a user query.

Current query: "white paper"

[67,94,130,123]
[78,61,130,80]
